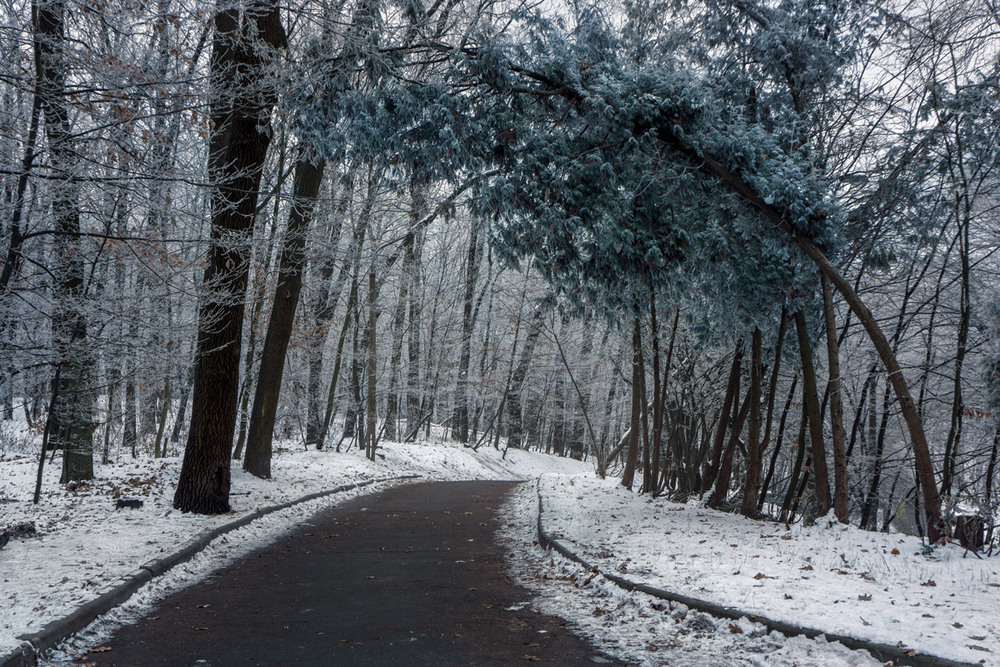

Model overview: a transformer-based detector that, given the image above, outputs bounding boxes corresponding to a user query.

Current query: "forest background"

[1,0,1000,549]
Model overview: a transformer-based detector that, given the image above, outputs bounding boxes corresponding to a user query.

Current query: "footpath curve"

[534,482,978,667]
[2,474,419,667]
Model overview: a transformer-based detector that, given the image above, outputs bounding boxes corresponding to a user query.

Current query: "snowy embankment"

[537,474,1000,666]
[0,440,590,658]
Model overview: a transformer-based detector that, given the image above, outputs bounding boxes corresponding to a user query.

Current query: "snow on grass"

[497,482,882,666]
[0,439,590,657]
[537,474,1000,665]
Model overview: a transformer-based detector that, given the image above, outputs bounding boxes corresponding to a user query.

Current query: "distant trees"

[1,0,998,546]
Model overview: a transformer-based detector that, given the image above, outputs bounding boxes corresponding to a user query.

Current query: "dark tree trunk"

[645,299,661,495]
[36,0,94,482]
[709,379,752,509]
[452,220,479,443]
[780,406,809,523]
[821,273,849,522]
[621,317,643,490]
[741,328,763,518]
[365,269,378,459]
[860,381,893,531]
[794,309,831,518]
[702,342,743,494]
[406,186,428,429]
[244,153,325,478]
[941,215,971,499]
[760,373,799,514]
[173,2,286,514]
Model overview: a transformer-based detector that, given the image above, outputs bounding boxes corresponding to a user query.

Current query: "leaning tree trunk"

[648,118,944,541]
[243,152,325,478]
[173,1,286,514]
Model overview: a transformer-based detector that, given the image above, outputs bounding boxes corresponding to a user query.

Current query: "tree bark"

[305,175,350,446]
[244,153,325,478]
[504,307,544,449]
[35,0,94,482]
[452,219,479,443]
[709,378,752,509]
[647,117,944,540]
[702,342,742,494]
[174,0,286,514]
[821,273,849,522]
[621,317,643,490]
[795,309,831,518]
[741,328,763,518]
[760,372,798,514]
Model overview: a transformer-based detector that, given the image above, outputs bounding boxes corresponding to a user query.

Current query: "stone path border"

[533,482,979,667]
[2,474,420,667]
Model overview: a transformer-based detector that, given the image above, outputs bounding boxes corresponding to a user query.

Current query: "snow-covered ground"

[4,434,998,667]
[498,482,883,666]
[531,474,1000,666]
[0,437,589,659]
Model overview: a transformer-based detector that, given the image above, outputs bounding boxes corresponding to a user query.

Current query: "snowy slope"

[537,474,1000,665]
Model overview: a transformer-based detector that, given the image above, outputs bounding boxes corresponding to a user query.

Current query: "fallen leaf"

[921,580,936,587]
[728,623,743,634]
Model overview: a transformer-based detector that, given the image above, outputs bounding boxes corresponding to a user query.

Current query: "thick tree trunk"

[244,154,325,478]
[36,0,94,482]
[174,1,286,514]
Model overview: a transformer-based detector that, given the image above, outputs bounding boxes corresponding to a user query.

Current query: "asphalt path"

[83,480,614,666]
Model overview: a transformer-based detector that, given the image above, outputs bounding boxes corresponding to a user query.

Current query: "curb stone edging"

[534,481,979,667]
[2,474,421,667]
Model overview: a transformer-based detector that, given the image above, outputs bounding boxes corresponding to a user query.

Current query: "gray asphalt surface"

[82,480,615,666]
